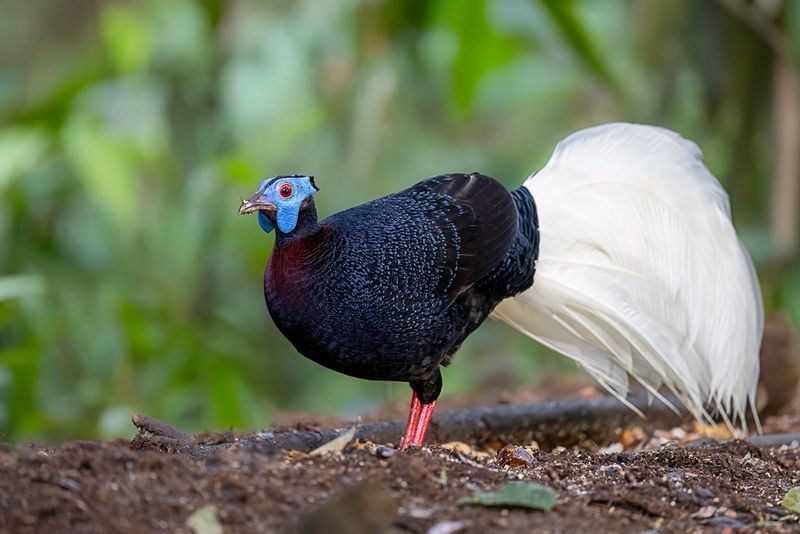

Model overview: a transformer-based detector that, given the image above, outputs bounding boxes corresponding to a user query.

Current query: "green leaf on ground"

[458,481,557,511]
[783,487,800,513]
[186,505,223,534]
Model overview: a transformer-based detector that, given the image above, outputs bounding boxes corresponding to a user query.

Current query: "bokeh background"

[1,0,798,442]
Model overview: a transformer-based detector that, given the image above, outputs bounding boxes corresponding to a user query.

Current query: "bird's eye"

[278,183,293,199]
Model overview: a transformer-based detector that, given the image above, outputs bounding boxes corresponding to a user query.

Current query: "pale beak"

[238,195,277,216]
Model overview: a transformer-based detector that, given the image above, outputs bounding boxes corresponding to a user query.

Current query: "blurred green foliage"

[0,0,797,442]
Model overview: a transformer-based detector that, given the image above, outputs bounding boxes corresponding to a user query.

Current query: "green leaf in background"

[540,0,618,93]
[207,358,248,428]
[0,128,48,190]
[784,265,800,331]
[0,275,45,301]
[432,0,520,112]
[61,114,139,226]
[783,486,800,513]
[788,1,800,65]
[459,481,557,511]
[101,4,154,74]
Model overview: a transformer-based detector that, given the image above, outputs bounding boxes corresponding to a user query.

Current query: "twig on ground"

[128,397,800,459]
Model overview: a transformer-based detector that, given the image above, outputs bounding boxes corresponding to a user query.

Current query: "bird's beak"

[238,195,277,216]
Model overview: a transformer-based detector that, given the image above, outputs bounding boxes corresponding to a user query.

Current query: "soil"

[2,387,800,534]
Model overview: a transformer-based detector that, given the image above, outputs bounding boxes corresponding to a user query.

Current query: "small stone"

[700,516,743,529]
[665,470,685,481]
[375,445,395,458]
[406,506,435,519]
[692,505,716,519]
[427,521,466,534]
[598,442,624,454]
[670,427,687,439]
[694,487,714,499]
[496,445,536,468]
[55,477,80,492]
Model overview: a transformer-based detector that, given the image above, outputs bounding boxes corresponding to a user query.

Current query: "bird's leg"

[399,392,437,449]
[399,391,423,449]
[399,371,442,449]
[412,398,436,444]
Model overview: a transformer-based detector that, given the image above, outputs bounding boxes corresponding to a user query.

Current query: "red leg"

[399,392,422,449]
[399,391,437,449]
[412,400,436,445]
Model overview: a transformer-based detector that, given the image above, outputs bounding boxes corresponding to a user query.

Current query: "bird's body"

[263,174,539,404]
[240,123,763,446]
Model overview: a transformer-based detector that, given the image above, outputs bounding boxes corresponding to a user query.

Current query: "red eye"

[278,183,293,198]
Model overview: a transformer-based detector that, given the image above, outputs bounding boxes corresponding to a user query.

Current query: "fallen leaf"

[496,445,536,467]
[783,487,800,513]
[692,422,733,440]
[439,441,473,454]
[619,427,646,448]
[439,441,491,459]
[353,439,375,450]
[284,449,312,461]
[458,481,556,511]
[309,427,357,456]
[186,505,224,534]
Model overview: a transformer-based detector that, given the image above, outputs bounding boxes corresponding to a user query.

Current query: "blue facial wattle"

[276,203,300,234]
[258,211,275,233]
[250,175,318,234]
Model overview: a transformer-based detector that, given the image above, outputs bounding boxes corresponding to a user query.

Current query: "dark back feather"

[399,173,519,305]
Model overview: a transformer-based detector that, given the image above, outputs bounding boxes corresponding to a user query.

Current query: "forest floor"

[2,379,800,534]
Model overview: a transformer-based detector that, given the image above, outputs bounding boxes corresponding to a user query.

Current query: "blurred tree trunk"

[771,58,799,258]
[718,0,800,258]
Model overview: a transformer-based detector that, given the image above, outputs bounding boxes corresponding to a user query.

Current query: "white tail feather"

[493,123,763,431]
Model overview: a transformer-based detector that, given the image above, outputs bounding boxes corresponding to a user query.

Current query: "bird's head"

[239,175,319,234]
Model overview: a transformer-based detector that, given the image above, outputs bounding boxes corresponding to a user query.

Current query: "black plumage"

[261,173,539,405]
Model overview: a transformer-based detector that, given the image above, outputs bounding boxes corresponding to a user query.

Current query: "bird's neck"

[275,200,320,244]
[267,200,328,300]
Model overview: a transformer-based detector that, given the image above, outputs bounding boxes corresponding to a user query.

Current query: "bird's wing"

[322,173,518,314]
[399,173,518,305]
[492,123,763,430]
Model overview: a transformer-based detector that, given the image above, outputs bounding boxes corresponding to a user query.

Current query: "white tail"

[493,123,763,431]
